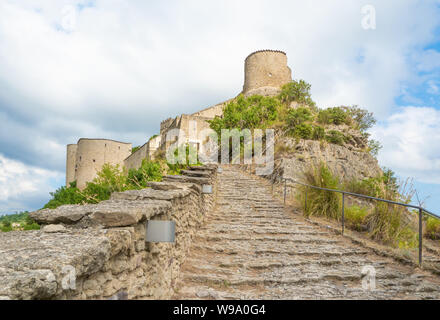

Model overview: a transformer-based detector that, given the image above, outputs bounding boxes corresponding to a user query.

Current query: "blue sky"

[0,0,439,214]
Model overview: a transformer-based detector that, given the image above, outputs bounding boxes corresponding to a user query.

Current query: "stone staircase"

[173,165,440,300]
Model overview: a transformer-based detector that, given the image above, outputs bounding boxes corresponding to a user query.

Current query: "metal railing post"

[419,208,423,266]
[283,179,287,205]
[342,193,345,235]
[305,189,308,213]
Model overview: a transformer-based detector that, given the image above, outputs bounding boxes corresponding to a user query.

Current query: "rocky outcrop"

[272,138,382,183]
[0,165,218,300]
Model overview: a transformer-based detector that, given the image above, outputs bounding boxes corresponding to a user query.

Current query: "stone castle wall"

[243,50,292,96]
[0,165,218,300]
[124,136,162,171]
[66,144,78,186]
[72,139,132,189]
[190,100,230,119]
[65,49,290,188]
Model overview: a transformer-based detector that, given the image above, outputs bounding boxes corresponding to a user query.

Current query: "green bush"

[344,178,382,198]
[293,123,313,139]
[81,164,128,203]
[279,80,316,109]
[128,159,163,188]
[43,161,165,209]
[1,225,12,232]
[209,94,280,135]
[397,226,419,249]
[132,146,141,154]
[312,125,325,140]
[343,106,376,133]
[166,143,201,175]
[23,223,40,231]
[318,107,350,125]
[325,130,346,145]
[426,217,440,240]
[368,139,382,157]
[345,206,369,231]
[286,107,314,127]
[2,220,11,228]
[344,169,399,200]
[43,181,85,209]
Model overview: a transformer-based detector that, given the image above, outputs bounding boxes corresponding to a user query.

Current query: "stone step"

[174,166,440,300]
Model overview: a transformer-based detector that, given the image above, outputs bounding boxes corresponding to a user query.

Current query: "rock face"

[174,166,440,300]
[272,139,382,183]
[1,165,218,300]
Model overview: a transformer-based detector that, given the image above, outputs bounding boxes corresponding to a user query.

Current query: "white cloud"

[371,107,440,184]
[427,80,440,95]
[0,154,63,213]
[416,49,440,72]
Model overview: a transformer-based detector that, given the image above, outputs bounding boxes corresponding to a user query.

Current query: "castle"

[66,50,293,189]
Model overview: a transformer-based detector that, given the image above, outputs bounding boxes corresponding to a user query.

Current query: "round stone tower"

[242,50,292,97]
[66,144,78,186]
[66,138,132,189]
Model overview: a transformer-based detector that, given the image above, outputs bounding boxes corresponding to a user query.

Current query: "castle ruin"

[66,50,293,188]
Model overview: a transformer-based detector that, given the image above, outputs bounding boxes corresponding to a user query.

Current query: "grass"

[296,163,420,249]
[426,217,440,240]
[298,162,341,220]
[344,205,369,231]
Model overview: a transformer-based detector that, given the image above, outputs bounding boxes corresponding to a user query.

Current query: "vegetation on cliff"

[43,159,165,209]
[43,148,198,210]
[296,162,421,248]
[208,79,382,156]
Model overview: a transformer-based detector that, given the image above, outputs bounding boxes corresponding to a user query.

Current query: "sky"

[0,0,439,214]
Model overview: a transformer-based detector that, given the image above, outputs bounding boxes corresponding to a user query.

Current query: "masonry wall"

[124,136,162,171]
[66,144,78,186]
[124,143,149,171]
[190,100,229,119]
[243,50,292,96]
[74,139,132,189]
[0,165,218,300]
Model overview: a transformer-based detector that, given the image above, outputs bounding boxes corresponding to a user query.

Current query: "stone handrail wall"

[0,164,218,300]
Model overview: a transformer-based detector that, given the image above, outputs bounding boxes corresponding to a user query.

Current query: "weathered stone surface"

[148,181,202,194]
[42,224,67,233]
[0,229,111,300]
[30,200,171,228]
[271,139,382,183]
[180,170,211,178]
[90,200,170,227]
[111,187,193,202]
[174,166,440,300]
[0,164,218,300]
[30,205,95,225]
[163,175,210,185]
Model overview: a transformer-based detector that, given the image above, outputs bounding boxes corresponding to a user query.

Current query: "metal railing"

[280,177,440,266]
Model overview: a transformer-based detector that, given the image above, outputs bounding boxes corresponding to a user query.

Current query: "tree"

[343,105,376,132]
[279,80,316,109]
